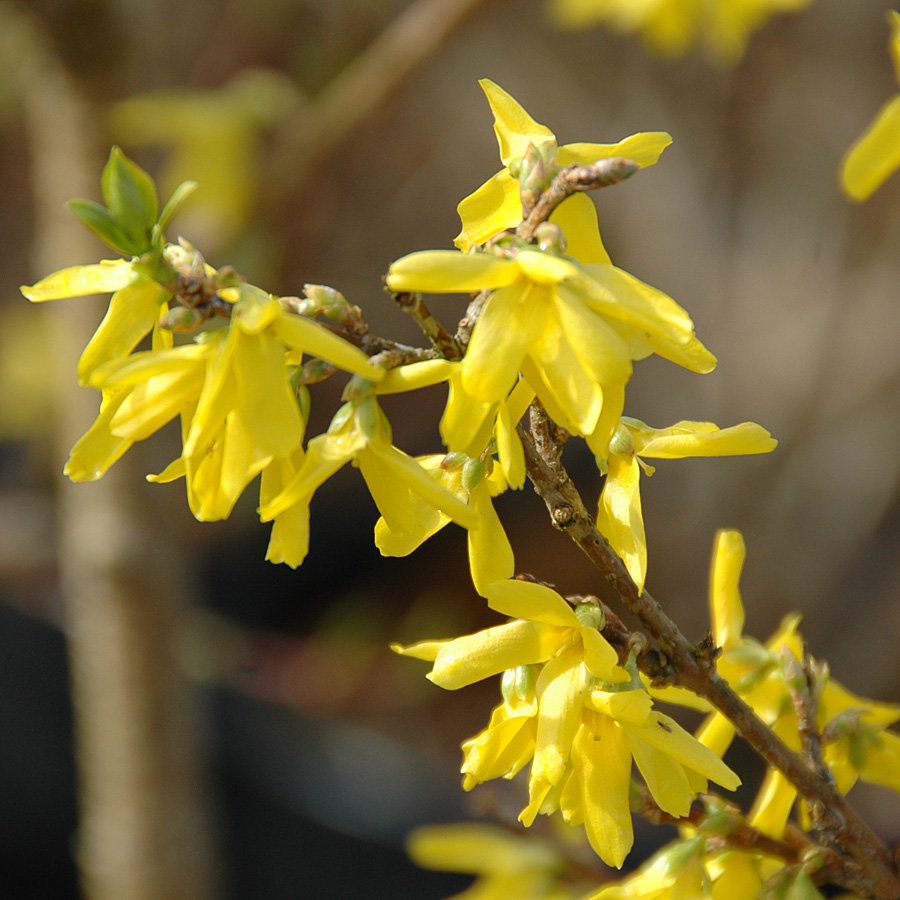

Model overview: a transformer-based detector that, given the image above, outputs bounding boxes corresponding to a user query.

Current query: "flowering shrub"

[22,55,900,900]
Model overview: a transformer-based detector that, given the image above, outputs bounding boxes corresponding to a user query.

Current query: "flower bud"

[158,305,206,333]
[534,222,566,254]
[608,422,635,458]
[461,455,487,491]
[501,665,536,706]
[574,601,605,631]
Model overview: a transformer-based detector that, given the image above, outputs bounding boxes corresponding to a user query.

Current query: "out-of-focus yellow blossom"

[586,836,706,899]
[456,79,671,250]
[259,392,480,549]
[596,420,776,591]
[407,822,576,900]
[546,0,814,67]
[396,579,738,868]
[21,259,171,385]
[386,248,715,455]
[374,451,514,596]
[697,530,900,836]
[842,11,900,201]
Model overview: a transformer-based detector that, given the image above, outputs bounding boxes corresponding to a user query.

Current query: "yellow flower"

[546,0,814,67]
[841,11,900,200]
[697,530,900,835]
[456,79,671,250]
[396,579,738,868]
[374,452,515,596]
[387,247,715,455]
[21,259,171,385]
[596,420,776,591]
[407,822,574,900]
[259,392,479,542]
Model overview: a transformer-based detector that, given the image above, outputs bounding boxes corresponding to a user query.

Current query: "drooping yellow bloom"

[259,392,480,549]
[456,79,671,250]
[374,451,514,596]
[596,419,776,591]
[387,248,715,456]
[21,259,171,385]
[395,579,739,868]
[697,530,900,836]
[546,0,815,67]
[841,11,900,200]
[407,822,575,900]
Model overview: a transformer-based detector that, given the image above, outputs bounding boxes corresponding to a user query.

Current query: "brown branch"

[516,157,640,242]
[517,420,900,899]
[392,291,462,360]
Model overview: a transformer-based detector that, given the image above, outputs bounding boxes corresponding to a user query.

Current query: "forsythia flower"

[259,392,480,559]
[395,579,739,868]
[21,259,171,385]
[455,79,672,250]
[545,0,815,67]
[407,822,576,900]
[373,451,514,596]
[596,418,777,591]
[697,530,900,836]
[841,11,900,200]
[386,248,716,456]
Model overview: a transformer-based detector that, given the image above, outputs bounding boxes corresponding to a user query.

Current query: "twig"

[516,157,640,241]
[516,419,900,899]
[392,291,463,360]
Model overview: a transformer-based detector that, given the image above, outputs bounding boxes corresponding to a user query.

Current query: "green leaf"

[66,198,138,255]
[157,179,198,234]
[100,146,158,252]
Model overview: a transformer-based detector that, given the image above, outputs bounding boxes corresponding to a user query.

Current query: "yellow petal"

[575,714,634,868]
[486,579,579,628]
[374,359,457,394]
[587,688,654,725]
[462,281,549,404]
[531,645,588,786]
[386,250,518,293]
[749,767,796,838]
[63,392,132,482]
[596,454,647,591]
[428,620,569,690]
[370,443,480,530]
[390,638,450,662]
[274,313,384,380]
[636,420,777,458]
[710,529,746,652]
[628,736,695,818]
[21,259,135,301]
[454,170,523,250]
[495,394,526,490]
[478,78,556,166]
[76,279,170,384]
[557,132,673,170]
[461,706,537,788]
[841,94,900,201]
[109,367,204,441]
[468,484,515,596]
[550,192,611,265]
[581,627,629,683]
[439,367,497,454]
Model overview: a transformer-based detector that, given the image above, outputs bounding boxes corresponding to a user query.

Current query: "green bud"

[534,222,566,254]
[595,456,609,477]
[158,305,206,332]
[327,402,355,434]
[608,423,635,457]
[574,601,605,631]
[157,179,197,234]
[341,374,376,403]
[303,283,348,319]
[440,452,468,471]
[501,665,536,705]
[461,455,487,491]
[354,397,385,442]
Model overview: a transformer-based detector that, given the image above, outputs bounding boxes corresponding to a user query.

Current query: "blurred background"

[2,0,900,896]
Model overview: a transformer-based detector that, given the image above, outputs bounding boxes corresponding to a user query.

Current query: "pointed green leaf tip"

[99,146,159,253]
[65,198,136,255]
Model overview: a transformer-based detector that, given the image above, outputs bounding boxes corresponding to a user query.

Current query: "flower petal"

[386,250,518,293]
[428,620,569,690]
[636,421,777,458]
[710,529,746,652]
[841,94,900,201]
[479,78,556,166]
[558,132,673,170]
[486,579,579,628]
[468,484,515,596]
[596,454,647,591]
[21,259,135,301]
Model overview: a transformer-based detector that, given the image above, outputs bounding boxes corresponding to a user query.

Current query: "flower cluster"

[544,0,815,66]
